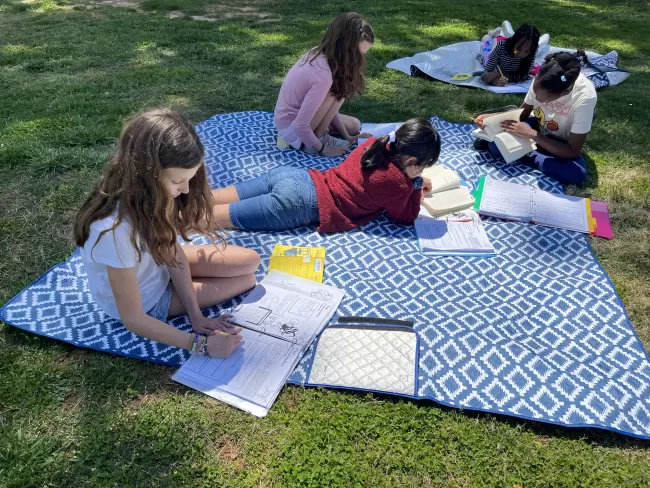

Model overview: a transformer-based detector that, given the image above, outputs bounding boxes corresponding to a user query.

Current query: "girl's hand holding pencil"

[192,313,242,336]
[496,65,508,87]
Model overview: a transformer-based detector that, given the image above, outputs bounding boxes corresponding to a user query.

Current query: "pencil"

[217,331,232,336]
[497,65,505,78]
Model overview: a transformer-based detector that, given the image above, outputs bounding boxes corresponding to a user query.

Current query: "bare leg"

[168,275,257,316]
[212,203,234,229]
[182,244,260,278]
[329,114,361,137]
[167,244,260,316]
[211,186,239,205]
[311,94,344,139]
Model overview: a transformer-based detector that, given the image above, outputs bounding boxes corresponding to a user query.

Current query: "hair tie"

[560,75,567,82]
[388,131,396,143]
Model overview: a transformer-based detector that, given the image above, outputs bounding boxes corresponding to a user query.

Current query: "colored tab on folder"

[585,198,597,234]
[590,200,614,239]
[473,176,486,211]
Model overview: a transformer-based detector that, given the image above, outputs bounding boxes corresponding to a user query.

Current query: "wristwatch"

[412,176,424,190]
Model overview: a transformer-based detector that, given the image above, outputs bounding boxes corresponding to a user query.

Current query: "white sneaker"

[539,33,550,47]
[277,136,291,150]
[501,20,514,37]
[304,132,349,154]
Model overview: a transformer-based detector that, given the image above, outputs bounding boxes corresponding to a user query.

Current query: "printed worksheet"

[231,271,345,348]
[415,219,495,255]
[479,178,533,220]
[174,272,344,417]
[173,328,304,417]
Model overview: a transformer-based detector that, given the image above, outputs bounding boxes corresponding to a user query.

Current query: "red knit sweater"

[307,138,422,233]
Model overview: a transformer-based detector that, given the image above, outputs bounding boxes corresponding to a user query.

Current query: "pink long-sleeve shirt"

[273,52,342,149]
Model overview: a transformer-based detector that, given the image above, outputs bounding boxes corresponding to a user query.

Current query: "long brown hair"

[307,12,374,101]
[74,108,224,267]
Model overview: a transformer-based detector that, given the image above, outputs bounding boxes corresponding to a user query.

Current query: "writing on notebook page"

[480,178,533,219]
[532,191,589,233]
[417,220,493,251]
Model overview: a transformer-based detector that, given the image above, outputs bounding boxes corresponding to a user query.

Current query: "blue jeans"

[229,167,320,231]
[146,284,172,321]
[488,118,588,185]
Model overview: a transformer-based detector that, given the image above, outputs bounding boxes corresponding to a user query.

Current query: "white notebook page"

[532,190,590,233]
[173,329,304,417]
[415,219,494,253]
[480,178,533,220]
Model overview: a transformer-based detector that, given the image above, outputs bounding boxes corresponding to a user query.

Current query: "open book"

[420,165,474,216]
[173,271,344,417]
[474,177,596,234]
[472,109,537,163]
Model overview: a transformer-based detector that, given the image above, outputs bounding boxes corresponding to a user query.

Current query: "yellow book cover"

[268,244,326,283]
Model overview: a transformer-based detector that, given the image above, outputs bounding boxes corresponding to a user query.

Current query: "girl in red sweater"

[211,118,441,232]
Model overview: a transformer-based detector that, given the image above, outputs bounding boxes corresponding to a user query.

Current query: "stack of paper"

[173,271,344,417]
[416,205,495,257]
[415,218,496,256]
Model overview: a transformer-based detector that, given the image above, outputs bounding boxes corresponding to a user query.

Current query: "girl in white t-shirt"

[476,50,596,185]
[74,109,260,359]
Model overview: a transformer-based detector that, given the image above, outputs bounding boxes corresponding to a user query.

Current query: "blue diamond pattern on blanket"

[2,111,649,439]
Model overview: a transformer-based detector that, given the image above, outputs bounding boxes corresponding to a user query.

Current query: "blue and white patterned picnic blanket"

[2,111,649,439]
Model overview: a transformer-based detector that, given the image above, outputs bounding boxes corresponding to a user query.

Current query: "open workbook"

[474,177,598,234]
[415,209,496,257]
[472,109,537,163]
[173,271,344,417]
[420,165,475,216]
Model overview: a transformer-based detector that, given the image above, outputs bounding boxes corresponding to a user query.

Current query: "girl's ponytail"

[360,118,441,171]
[361,135,392,169]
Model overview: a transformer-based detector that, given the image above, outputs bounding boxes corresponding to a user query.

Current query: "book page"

[415,219,495,254]
[422,165,460,193]
[493,134,536,163]
[422,187,474,216]
[231,271,344,348]
[479,178,533,220]
[172,329,303,417]
[483,109,524,139]
[494,132,526,151]
[532,190,590,233]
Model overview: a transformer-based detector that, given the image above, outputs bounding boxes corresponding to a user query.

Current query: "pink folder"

[591,200,613,239]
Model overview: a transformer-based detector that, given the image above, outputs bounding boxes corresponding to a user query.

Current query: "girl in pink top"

[274,12,374,157]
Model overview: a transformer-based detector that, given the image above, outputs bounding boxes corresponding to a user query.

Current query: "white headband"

[388,131,396,143]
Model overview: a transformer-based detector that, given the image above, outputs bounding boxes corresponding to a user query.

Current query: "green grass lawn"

[1,0,650,486]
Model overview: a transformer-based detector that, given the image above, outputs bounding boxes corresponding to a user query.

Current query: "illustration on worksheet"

[231,275,343,347]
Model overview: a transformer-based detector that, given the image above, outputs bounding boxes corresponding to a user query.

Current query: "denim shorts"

[229,167,320,231]
[146,284,172,322]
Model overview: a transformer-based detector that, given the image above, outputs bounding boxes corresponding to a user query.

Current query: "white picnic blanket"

[386,41,629,94]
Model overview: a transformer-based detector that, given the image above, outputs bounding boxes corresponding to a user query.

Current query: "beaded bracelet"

[189,333,201,353]
[198,335,209,356]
